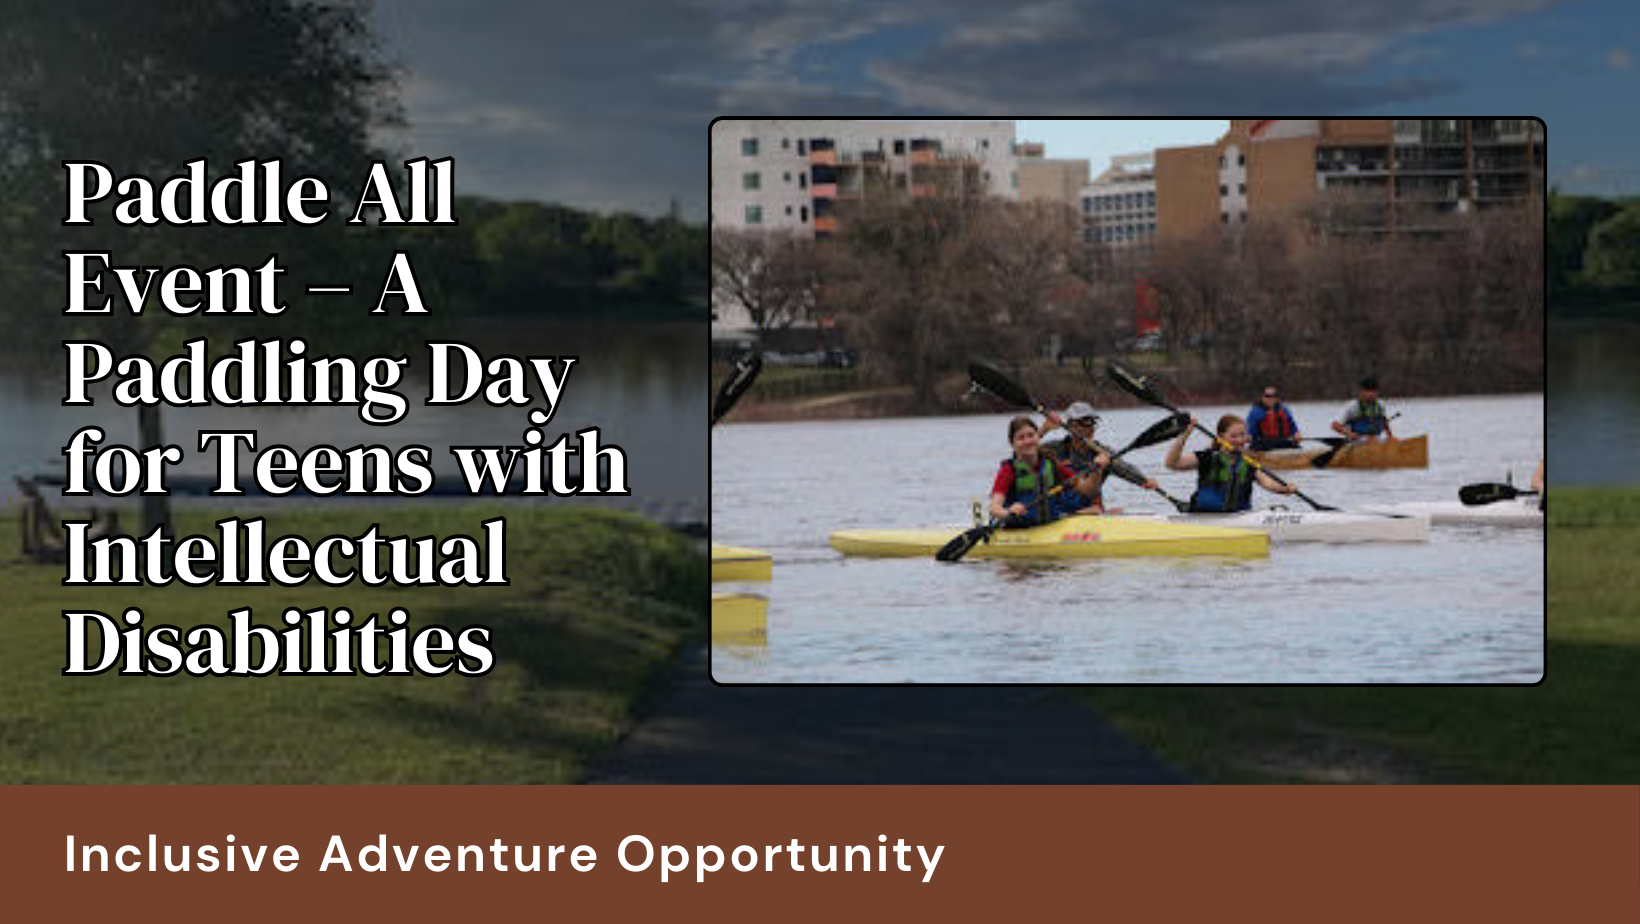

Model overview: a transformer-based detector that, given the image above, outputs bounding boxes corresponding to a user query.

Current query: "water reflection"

[1548,318,1638,484]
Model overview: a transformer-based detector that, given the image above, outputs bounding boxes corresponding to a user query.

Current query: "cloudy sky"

[374,0,1635,216]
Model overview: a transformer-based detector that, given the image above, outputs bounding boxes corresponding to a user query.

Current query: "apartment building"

[710,119,1020,239]
[710,119,1021,339]
[1083,153,1159,251]
[1154,119,1545,241]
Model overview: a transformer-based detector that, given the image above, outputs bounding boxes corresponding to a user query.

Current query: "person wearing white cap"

[1039,401,1111,514]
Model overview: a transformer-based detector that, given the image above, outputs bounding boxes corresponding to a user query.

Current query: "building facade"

[710,119,1020,238]
[1083,153,1159,251]
[1016,141,1090,210]
[1154,119,1545,241]
[710,119,1021,339]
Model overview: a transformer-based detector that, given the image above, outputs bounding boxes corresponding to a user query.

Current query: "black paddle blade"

[1309,443,1347,469]
[968,362,1036,410]
[1106,362,1169,409]
[710,353,763,427]
[935,524,995,562]
[1459,482,1529,506]
[1120,413,1190,455]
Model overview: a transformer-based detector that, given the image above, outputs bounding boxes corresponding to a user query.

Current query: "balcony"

[810,183,838,199]
[809,150,837,166]
[813,216,839,234]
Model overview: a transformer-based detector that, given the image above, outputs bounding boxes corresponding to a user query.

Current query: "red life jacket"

[1257,405,1296,440]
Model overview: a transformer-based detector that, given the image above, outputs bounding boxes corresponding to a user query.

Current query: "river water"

[1548,317,1638,484]
[712,393,1545,683]
[0,321,707,521]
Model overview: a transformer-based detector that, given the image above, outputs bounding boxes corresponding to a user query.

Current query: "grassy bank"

[0,504,706,783]
[1079,489,1628,783]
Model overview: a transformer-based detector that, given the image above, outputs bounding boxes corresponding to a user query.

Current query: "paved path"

[585,646,1182,784]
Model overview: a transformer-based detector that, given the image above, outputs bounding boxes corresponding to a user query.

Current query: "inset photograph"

[710,119,1544,684]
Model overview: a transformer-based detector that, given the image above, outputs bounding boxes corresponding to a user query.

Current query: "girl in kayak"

[989,416,1103,527]
[1164,414,1299,512]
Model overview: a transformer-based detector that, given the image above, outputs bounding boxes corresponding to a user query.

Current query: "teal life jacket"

[1005,456,1061,523]
[1346,398,1389,437]
[1190,449,1255,513]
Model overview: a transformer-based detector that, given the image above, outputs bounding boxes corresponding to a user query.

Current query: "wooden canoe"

[1252,435,1428,470]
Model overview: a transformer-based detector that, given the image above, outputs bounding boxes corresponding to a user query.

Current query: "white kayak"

[1368,497,1543,528]
[1139,508,1430,544]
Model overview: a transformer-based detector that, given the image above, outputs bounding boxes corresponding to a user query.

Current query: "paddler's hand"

[1142,479,1158,490]
[1008,502,1028,517]
[1093,451,1111,470]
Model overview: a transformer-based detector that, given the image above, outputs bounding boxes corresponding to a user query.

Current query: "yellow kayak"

[711,544,772,582]
[830,513,1268,559]
[712,592,768,642]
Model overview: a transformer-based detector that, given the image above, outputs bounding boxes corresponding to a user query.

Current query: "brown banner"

[3,787,1634,921]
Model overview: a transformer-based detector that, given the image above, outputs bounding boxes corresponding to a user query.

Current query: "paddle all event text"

[54,157,632,679]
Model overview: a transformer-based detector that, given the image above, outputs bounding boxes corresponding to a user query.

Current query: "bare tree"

[959,199,1088,361]
[711,227,820,336]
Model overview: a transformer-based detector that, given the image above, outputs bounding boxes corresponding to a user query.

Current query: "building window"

[1221,212,1229,224]
[797,139,807,155]
[1238,183,1246,195]
[1011,172,1018,189]
[894,139,905,155]
[981,139,989,149]
[785,206,793,216]
[745,205,762,225]
[743,172,760,191]
[1238,154,1245,166]
[1220,185,1228,196]
[800,206,809,223]
[742,138,758,156]
[1146,191,1156,206]
[783,172,791,183]
[782,138,790,149]
[1240,213,1247,223]
[799,174,807,190]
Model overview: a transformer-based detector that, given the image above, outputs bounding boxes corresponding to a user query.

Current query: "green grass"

[0,504,706,783]
[1080,489,1635,783]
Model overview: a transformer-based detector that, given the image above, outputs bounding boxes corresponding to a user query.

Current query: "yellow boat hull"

[712,592,768,641]
[829,513,1268,559]
[1253,435,1428,470]
[711,544,772,582]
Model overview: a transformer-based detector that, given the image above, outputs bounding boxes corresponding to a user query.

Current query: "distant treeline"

[1550,191,1640,311]
[419,196,708,318]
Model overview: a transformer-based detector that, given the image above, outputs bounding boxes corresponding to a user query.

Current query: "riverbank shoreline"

[727,382,1545,424]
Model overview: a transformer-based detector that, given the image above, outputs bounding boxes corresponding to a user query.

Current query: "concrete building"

[1016,140,1090,210]
[710,119,1019,238]
[710,119,1021,340]
[1154,119,1545,241]
[1083,153,1159,252]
